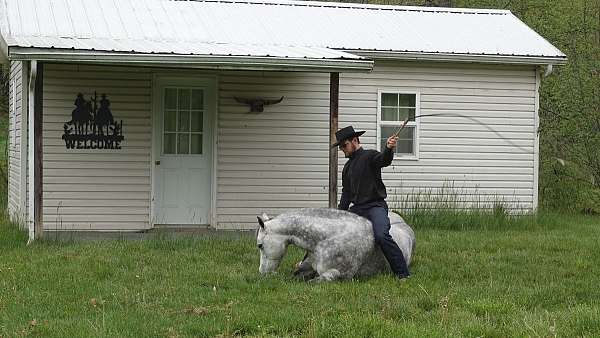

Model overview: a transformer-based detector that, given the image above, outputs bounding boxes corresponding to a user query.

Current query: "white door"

[153,78,214,225]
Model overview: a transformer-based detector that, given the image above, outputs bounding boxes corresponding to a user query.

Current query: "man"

[332,125,411,280]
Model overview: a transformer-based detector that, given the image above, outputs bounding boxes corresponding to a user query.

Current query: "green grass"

[0,105,598,336]
[1,212,599,337]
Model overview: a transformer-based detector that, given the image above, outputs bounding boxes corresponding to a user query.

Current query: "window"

[378,91,419,158]
[163,87,204,155]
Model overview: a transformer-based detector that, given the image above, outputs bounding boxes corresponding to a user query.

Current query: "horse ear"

[257,216,265,229]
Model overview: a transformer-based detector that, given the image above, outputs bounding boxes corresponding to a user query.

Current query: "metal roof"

[0,0,567,67]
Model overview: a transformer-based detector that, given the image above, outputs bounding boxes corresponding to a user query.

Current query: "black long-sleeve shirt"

[338,146,394,210]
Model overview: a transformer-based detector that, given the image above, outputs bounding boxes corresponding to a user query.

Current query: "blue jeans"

[350,202,410,277]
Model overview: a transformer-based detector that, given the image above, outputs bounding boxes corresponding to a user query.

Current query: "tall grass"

[0,111,20,246]
[0,210,27,248]
[389,182,563,230]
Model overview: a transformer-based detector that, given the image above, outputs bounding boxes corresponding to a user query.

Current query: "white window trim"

[376,89,420,161]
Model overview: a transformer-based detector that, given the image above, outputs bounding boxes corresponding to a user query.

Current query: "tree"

[0,65,8,116]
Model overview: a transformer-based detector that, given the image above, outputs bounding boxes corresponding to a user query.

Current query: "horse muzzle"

[259,258,280,275]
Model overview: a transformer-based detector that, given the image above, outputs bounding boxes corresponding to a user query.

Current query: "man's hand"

[386,135,399,149]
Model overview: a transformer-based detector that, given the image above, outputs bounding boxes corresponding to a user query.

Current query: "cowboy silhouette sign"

[62,92,124,150]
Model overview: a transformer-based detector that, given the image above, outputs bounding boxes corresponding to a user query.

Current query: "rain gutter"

[9,47,374,72]
[349,50,568,66]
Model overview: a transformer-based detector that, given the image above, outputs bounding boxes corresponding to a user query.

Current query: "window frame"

[161,86,206,156]
[376,89,420,160]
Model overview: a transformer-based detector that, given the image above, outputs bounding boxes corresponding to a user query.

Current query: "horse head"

[256,213,288,275]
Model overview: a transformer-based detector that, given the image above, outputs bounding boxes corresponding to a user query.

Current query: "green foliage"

[0,65,8,116]
[529,0,600,212]
[540,158,600,214]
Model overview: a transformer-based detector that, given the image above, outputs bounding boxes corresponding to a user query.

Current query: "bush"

[539,157,600,214]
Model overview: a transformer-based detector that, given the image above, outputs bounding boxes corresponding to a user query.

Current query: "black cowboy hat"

[331,126,366,148]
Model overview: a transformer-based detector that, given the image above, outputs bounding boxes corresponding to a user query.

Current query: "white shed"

[0,0,566,237]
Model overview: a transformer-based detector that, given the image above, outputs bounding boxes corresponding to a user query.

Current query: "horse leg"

[293,252,318,281]
[309,269,342,283]
[310,238,363,282]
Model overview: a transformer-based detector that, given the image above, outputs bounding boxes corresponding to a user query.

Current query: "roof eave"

[348,50,568,66]
[9,47,374,72]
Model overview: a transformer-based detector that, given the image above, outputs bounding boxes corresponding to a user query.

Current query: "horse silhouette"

[70,93,93,135]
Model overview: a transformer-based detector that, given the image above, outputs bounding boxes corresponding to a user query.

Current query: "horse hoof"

[294,270,318,281]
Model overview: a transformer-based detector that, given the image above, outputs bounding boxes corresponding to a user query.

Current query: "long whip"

[390,112,532,153]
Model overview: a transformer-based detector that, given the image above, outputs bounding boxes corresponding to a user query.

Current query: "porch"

[24,58,372,238]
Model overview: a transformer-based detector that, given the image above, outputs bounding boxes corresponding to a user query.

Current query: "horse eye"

[257,244,263,249]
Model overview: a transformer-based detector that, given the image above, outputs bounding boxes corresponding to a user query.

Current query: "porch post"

[29,61,43,240]
[328,72,339,208]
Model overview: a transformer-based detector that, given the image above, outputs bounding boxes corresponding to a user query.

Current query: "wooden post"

[328,72,339,209]
[34,62,43,240]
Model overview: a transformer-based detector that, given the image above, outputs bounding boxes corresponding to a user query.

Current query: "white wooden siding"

[42,64,152,231]
[340,62,535,210]
[344,62,536,213]
[217,61,537,229]
[30,61,536,231]
[7,61,25,223]
[217,71,331,229]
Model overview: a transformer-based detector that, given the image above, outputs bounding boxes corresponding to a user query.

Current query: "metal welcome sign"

[62,92,124,150]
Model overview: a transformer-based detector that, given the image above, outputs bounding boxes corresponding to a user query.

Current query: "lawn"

[0,98,598,337]
[1,212,599,337]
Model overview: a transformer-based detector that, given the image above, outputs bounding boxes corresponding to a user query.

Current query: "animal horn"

[234,96,252,104]
[263,96,284,105]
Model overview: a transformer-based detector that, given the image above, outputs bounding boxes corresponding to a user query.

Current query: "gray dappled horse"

[256,208,415,282]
